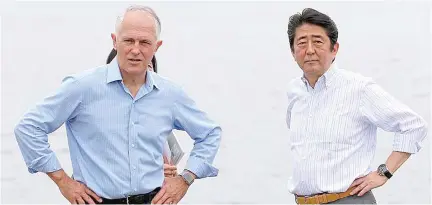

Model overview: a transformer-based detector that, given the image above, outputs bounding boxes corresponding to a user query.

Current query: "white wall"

[1,1,430,204]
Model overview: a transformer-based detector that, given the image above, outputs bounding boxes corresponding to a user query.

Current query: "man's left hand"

[151,176,189,204]
[349,171,388,196]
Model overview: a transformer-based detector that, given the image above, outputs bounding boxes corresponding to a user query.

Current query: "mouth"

[305,60,318,63]
[128,58,142,63]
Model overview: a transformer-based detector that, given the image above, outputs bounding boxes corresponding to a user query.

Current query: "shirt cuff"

[28,152,62,174]
[393,133,425,154]
[184,156,218,179]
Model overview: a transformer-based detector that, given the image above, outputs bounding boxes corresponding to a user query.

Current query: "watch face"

[181,172,194,185]
[377,164,386,176]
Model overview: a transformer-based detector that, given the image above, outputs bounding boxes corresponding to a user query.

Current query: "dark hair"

[287,8,338,52]
[106,48,158,73]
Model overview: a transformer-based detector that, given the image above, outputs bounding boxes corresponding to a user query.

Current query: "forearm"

[47,169,69,186]
[185,127,221,178]
[14,121,63,173]
[385,151,411,174]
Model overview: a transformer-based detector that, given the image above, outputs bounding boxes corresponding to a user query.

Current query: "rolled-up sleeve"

[14,76,82,173]
[360,79,428,154]
[172,87,221,179]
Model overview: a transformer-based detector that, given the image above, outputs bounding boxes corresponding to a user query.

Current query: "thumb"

[163,155,169,164]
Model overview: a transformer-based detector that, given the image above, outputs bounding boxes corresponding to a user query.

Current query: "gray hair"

[115,5,162,40]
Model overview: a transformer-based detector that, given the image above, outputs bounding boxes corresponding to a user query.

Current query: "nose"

[131,41,140,55]
[306,41,315,55]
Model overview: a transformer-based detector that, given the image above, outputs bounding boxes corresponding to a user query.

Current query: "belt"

[101,187,161,204]
[295,186,356,204]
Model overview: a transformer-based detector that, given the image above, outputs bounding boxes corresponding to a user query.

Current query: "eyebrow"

[296,34,324,41]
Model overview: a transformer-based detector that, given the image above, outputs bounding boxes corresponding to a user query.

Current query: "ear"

[332,42,339,54]
[111,33,117,50]
[291,48,296,61]
[155,40,163,52]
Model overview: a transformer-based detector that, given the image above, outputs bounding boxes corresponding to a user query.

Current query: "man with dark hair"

[285,8,427,204]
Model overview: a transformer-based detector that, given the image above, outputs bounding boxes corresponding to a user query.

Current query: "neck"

[120,70,147,98]
[120,70,147,87]
[304,65,332,88]
[304,74,320,88]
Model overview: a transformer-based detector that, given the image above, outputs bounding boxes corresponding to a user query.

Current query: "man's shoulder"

[286,76,305,94]
[287,76,304,88]
[336,68,373,86]
[62,65,108,86]
[151,73,185,92]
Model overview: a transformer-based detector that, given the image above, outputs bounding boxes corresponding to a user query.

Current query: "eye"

[298,42,306,45]
[314,40,323,44]
[140,40,151,45]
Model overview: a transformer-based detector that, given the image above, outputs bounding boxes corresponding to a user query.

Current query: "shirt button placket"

[306,94,313,137]
[129,101,137,193]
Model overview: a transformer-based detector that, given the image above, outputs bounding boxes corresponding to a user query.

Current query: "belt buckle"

[126,195,131,205]
[295,194,307,204]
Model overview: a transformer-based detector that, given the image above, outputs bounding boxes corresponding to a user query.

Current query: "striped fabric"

[285,63,427,196]
[14,58,221,199]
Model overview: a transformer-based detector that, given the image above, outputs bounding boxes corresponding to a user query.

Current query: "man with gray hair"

[14,5,221,204]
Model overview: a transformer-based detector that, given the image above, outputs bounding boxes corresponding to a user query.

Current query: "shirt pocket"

[136,113,171,139]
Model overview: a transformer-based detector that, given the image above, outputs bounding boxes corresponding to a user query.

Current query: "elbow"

[14,120,30,150]
[420,117,428,139]
[212,126,222,145]
[205,126,222,150]
[14,121,25,142]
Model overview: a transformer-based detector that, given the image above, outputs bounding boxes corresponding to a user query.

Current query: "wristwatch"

[179,170,195,186]
[377,164,393,179]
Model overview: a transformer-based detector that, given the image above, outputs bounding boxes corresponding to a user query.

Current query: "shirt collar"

[106,57,160,89]
[106,57,122,83]
[301,61,339,88]
[322,62,338,87]
[146,69,160,90]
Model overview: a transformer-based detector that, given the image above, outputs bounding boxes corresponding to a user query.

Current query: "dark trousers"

[99,187,161,204]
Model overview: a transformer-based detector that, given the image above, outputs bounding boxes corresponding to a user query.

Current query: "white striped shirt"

[285,63,428,196]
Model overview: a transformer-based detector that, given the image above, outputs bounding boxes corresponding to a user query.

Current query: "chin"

[302,65,322,75]
[123,65,147,75]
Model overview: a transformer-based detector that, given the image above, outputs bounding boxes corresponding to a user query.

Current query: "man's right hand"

[47,169,102,204]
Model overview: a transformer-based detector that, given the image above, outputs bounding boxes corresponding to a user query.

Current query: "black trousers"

[99,187,161,204]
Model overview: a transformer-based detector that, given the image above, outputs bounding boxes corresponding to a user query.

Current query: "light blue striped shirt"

[14,58,222,199]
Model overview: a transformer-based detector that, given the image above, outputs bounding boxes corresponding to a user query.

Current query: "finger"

[157,194,171,205]
[76,197,86,205]
[357,185,372,196]
[164,164,177,170]
[350,182,366,195]
[85,188,103,203]
[349,177,365,188]
[81,194,96,204]
[152,187,166,204]
[163,155,169,164]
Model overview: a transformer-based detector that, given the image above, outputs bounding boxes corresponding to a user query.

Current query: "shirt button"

[131,144,135,148]
[133,166,136,170]
[134,188,137,192]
